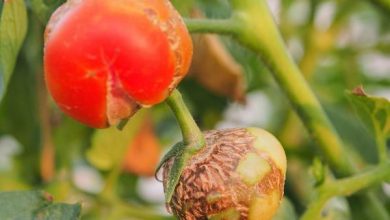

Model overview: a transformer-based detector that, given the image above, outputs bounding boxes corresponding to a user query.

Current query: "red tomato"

[44,0,192,128]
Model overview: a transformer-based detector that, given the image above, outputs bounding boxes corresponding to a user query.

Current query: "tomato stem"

[184,18,240,35]
[166,89,205,153]
[301,162,390,220]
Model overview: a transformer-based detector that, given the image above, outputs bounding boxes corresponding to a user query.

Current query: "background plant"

[0,0,389,219]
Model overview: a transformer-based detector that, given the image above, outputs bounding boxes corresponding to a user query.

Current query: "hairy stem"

[166,89,204,152]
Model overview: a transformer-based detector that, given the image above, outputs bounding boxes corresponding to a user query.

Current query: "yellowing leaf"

[0,0,28,102]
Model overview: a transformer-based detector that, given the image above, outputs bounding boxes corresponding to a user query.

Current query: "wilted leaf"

[0,190,81,220]
[348,86,390,139]
[86,109,147,170]
[190,32,246,102]
[122,117,161,176]
[0,0,28,102]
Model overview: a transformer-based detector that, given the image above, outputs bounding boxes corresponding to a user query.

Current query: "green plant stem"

[301,162,390,220]
[166,89,205,152]
[229,0,355,177]
[185,18,240,35]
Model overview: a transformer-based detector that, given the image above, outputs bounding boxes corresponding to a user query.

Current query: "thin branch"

[301,162,390,220]
[185,18,240,35]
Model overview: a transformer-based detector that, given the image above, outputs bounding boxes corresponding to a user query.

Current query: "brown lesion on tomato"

[99,48,141,126]
[163,128,285,220]
[105,68,140,126]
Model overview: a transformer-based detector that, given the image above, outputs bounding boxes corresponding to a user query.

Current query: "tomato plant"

[0,0,389,220]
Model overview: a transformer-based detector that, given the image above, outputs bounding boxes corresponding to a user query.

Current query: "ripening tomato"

[44,0,192,128]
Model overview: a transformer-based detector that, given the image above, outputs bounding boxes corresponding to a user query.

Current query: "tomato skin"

[44,0,192,128]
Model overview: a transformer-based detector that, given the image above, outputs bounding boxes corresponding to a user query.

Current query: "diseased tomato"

[163,127,287,220]
[44,0,192,128]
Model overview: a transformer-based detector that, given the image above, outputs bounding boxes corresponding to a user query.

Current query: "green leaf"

[29,0,65,23]
[348,86,390,162]
[86,109,147,170]
[0,0,28,103]
[0,190,81,220]
[35,203,81,220]
[348,86,390,138]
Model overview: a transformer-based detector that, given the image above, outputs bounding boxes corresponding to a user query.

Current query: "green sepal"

[155,141,205,203]
[154,141,191,203]
[164,148,191,203]
[155,142,184,181]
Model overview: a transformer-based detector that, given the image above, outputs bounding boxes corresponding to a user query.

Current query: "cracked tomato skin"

[163,128,287,220]
[44,0,192,128]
